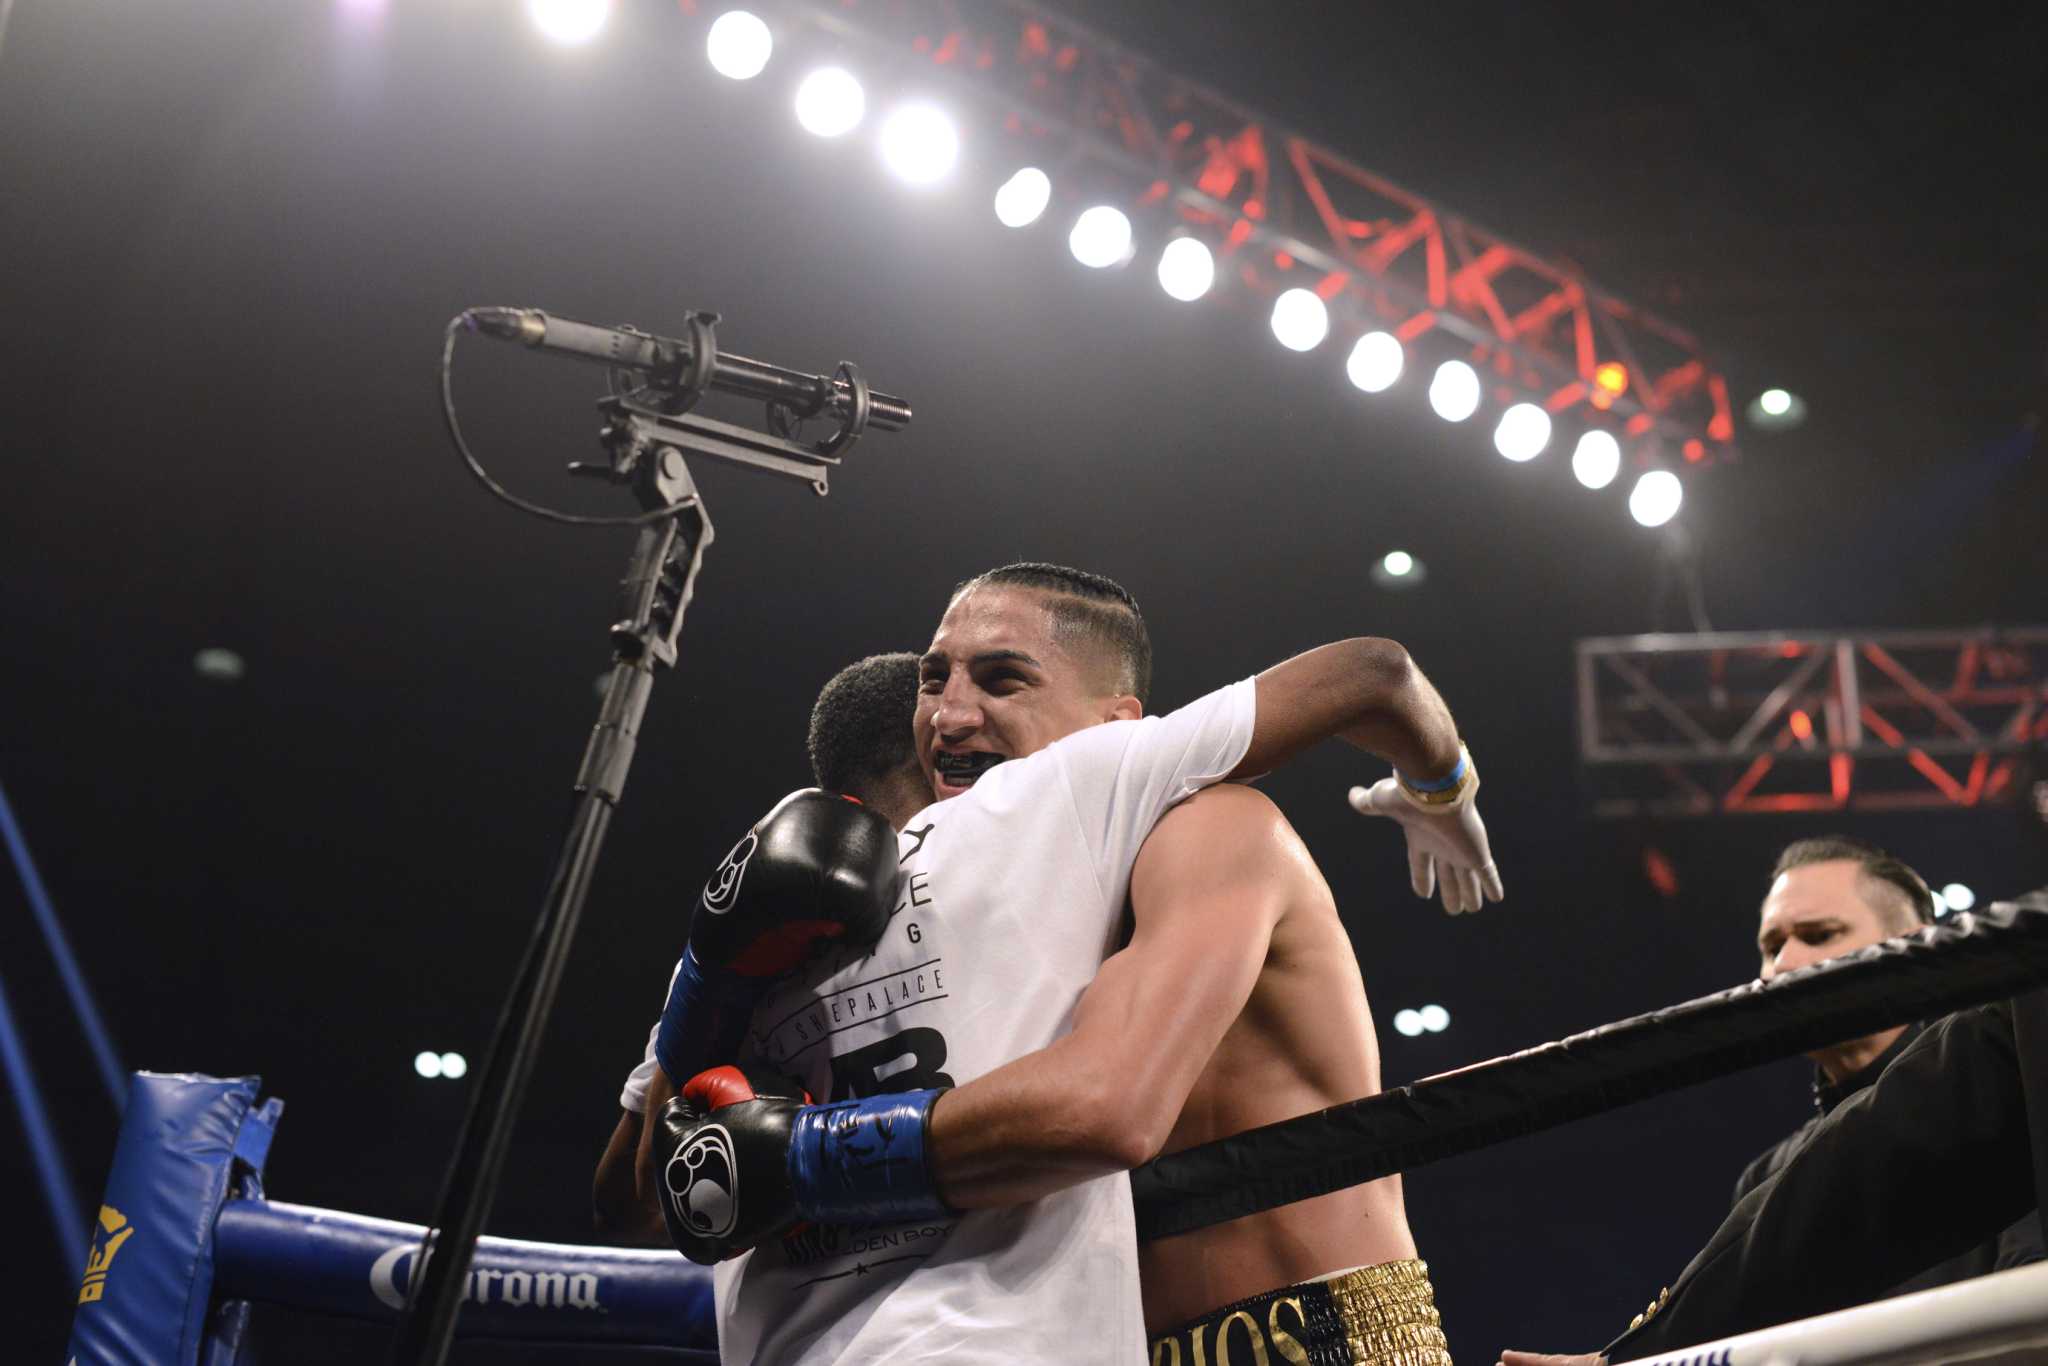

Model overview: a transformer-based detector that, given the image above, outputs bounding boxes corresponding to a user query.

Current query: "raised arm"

[1238,637,1461,782]
[926,783,1291,1205]
[1248,639,1502,914]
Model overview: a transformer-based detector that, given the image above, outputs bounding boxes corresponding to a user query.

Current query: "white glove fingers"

[1480,861,1505,903]
[1410,844,1436,899]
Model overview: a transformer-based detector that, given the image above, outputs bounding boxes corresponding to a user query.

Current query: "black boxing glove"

[657,1064,812,1264]
[657,1064,954,1265]
[654,790,899,1086]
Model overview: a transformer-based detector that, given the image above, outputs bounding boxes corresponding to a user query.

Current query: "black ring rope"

[1133,898,2048,1242]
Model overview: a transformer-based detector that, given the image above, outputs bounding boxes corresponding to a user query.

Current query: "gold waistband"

[1148,1257,1452,1365]
[1325,1259,1451,1365]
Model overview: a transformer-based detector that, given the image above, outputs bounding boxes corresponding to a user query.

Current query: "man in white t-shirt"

[595,651,931,1242]
[637,563,1500,1362]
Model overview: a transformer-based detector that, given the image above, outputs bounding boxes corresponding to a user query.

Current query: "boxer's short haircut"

[808,652,922,795]
[1771,835,1937,929]
[955,561,1152,706]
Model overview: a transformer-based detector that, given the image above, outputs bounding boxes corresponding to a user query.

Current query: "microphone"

[464,308,911,432]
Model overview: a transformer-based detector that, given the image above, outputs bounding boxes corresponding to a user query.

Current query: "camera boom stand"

[393,313,901,1366]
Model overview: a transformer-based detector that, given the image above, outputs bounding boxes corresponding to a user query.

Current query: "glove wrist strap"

[788,1089,954,1226]
[653,945,766,1086]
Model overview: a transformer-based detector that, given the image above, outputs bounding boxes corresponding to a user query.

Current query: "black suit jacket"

[1730,1025,2043,1297]
[1605,891,2048,1359]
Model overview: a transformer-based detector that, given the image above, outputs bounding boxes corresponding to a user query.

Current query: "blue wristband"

[653,945,764,1086]
[1397,749,1467,793]
[787,1090,953,1226]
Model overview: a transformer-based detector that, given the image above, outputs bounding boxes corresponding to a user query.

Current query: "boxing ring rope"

[212,1201,713,1351]
[62,1072,716,1365]
[1131,898,2048,1240]
[65,901,2047,1363]
[1610,1260,2048,1366]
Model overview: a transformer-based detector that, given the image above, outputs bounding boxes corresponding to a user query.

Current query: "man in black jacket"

[1725,840,2043,1300]
[1502,849,2045,1365]
[1595,966,2048,1359]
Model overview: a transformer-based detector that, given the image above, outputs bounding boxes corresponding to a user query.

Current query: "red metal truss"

[1576,629,2048,819]
[780,0,1737,462]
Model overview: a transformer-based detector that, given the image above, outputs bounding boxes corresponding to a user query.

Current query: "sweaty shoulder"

[1138,782,1296,871]
[1153,779,1282,831]
[1139,783,1326,903]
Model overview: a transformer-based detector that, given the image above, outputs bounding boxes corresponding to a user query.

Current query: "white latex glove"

[1346,778,1505,915]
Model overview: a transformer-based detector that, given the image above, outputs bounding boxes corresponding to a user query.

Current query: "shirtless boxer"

[636,565,1501,1361]
[1131,780,1453,1364]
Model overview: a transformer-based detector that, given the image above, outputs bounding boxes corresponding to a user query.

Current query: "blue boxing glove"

[655,790,899,1088]
[657,1065,953,1265]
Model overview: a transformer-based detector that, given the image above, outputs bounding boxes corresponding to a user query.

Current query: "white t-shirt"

[623,678,1256,1363]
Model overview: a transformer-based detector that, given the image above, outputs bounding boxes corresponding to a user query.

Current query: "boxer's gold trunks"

[1149,1258,1452,1365]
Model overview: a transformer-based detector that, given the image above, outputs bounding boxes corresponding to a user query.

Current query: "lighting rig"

[661,0,1742,526]
[1576,627,2048,818]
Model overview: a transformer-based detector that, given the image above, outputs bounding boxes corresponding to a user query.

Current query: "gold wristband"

[1397,745,1476,807]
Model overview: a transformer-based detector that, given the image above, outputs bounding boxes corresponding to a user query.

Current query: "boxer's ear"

[1103,694,1141,724]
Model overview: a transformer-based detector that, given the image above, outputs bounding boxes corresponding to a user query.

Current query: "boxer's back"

[1139,792,1417,1332]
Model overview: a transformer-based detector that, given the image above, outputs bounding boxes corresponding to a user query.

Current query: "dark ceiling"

[4,0,2044,1360]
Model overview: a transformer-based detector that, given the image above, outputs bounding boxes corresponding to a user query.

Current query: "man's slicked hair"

[808,652,921,795]
[953,561,1152,705]
[1771,835,1937,930]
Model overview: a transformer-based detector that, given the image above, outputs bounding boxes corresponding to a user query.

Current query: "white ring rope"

[1611,1260,2048,1366]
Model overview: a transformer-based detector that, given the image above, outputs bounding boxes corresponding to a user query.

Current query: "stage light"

[878,103,959,185]
[1572,431,1621,489]
[1428,360,1480,422]
[1156,237,1215,302]
[1068,205,1132,268]
[439,1051,469,1079]
[1747,387,1807,431]
[993,167,1050,227]
[794,67,864,138]
[1493,402,1551,461]
[1418,1004,1450,1033]
[414,1051,443,1079]
[1392,1009,1424,1038]
[705,10,771,80]
[1370,550,1426,590]
[1346,331,1402,393]
[1629,469,1683,527]
[193,647,245,681]
[1594,361,1628,396]
[527,0,608,45]
[1270,288,1329,352]
[1941,883,1976,914]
